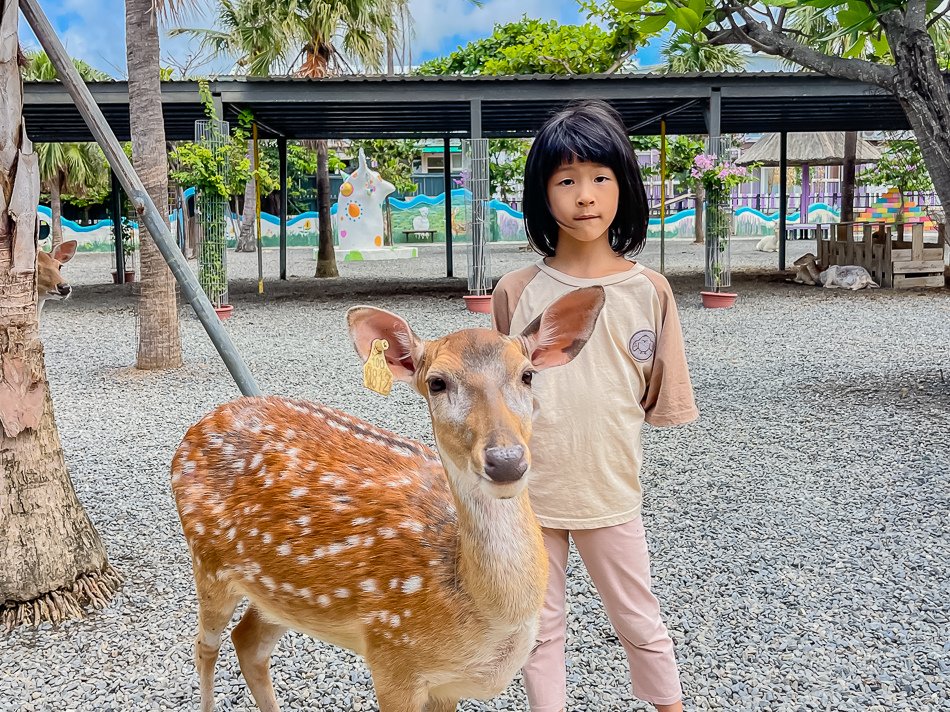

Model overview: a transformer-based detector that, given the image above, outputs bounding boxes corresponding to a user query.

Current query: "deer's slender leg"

[194,578,242,712]
[231,605,288,712]
[371,666,429,712]
[424,695,460,711]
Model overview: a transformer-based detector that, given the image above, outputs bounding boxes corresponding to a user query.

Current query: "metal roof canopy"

[23,72,943,143]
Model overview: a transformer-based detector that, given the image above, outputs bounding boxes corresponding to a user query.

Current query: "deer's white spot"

[317,594,331,607]
[290,487,308,498]
[277,543,292,556]
[401,576,423,594]
[399,520,425,533]
[298,587,311,599]
[249,528,259,537]
[221,443,235,457]
[362,536,375,547]
[194,522,205,535]
[261,576,276,591]
[236,541,245,554]
[389,578,400,589]
[226,527,237,541]
[280,582,296,594]
[360,579,378,593]
[262,533,273,544]
[352,517,374,526]
[378,527,397,539]
[297,515,311,527]
[296,554,311,565]
[182,461,196,476]
[250,454,264,470]
[334,588,350,598]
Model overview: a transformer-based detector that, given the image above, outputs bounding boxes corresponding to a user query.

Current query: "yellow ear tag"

[363,338,393,396]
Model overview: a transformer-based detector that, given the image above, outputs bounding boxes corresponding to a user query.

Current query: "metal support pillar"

[443,137,453,278]
[20,0,262,397]
[110,171,125,284]
[704,88,722,155]
[278,138,288,280]
[779,131,788,272]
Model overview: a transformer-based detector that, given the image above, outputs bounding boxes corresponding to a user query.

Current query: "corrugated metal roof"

[23,72,939,142]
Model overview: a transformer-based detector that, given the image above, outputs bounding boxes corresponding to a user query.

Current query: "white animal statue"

[336,148,396,251]
[412,206,430,231]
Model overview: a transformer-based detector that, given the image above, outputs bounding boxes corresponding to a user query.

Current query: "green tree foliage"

[351,140,418,195]
[417,0,661,77]
[859,136,934,215]
[614,0,950,214]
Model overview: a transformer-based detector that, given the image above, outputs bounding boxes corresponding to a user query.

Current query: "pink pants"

[522,517,682,710]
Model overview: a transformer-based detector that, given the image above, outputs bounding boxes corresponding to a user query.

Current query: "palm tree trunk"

[49,175,63,249]
[126,0,182,370]
[315,140,338,278]
[0,3,120,631]
[236,141,257,252]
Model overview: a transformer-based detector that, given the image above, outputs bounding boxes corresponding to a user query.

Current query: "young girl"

[491,100,698,712]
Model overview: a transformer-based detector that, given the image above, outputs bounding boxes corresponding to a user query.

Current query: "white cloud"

[406,0,583,58]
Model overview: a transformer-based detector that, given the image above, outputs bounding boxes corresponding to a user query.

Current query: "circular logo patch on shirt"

[628,329,656,362]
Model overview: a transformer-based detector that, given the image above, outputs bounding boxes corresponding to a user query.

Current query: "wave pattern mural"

[40,192,848,252]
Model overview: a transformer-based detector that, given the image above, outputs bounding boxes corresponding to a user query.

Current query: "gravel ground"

[2,239,948,711]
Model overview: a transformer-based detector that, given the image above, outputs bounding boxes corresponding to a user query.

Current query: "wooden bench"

[784,223,827,241]
[403,229,436,243]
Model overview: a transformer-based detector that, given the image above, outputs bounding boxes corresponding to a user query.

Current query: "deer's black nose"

[58,285,71,297]
[484,446,528,483]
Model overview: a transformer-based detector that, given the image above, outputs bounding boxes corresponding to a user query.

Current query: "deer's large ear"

[518,286,606,370]
[51,240,77,263]
[347,306,424,382]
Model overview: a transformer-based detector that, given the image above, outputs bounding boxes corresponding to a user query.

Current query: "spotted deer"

[36,239,77,321]
[171,286,606,712]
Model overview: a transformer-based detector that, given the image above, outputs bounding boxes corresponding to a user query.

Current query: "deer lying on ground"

[36,239,77,321]
[171,287,606,712]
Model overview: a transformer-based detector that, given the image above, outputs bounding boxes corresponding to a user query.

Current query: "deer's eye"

[427,377,447,394]
[522,371,534,387]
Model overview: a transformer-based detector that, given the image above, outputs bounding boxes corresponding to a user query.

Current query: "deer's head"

[348,287,605,499]
[37,240,77,316]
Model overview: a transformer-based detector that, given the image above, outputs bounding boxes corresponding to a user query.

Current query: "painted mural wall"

[44,190,935,252]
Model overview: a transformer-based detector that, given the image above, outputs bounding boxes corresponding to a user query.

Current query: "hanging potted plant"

[692,153,755,308]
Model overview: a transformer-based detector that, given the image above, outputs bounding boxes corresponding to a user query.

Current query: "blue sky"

[18,0,666,77]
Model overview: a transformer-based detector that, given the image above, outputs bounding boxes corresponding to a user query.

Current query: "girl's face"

[546,160,619,246]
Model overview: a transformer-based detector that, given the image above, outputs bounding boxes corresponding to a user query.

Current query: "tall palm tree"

[23,52,110,248]
[126,0,182,370]
[271,0,408,278]
[170,0,295,253]
[660,33,746,74]
[1,0,121,631]
[661,35,747,242]
[36,143,108,248]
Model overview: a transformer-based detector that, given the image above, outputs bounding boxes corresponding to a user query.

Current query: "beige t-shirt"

[491,260,698,530]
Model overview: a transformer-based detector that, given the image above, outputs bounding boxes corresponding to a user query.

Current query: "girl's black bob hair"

[522,100,649,257]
